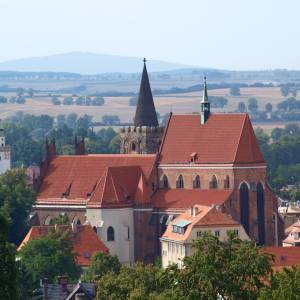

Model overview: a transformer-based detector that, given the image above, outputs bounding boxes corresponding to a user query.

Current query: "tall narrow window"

[176,175,184,189]
[107,226,115,241]
[240,183,250,234]
[257,182,265,245]
[193,175,201,189]
[131,143,136,151]
[162,175,169,189]
[210,175,218,189]
[224,176,230,189]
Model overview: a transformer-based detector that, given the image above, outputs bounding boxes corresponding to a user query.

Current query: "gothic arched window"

[107,226,115,241]
[210,175,218,189]
[224,176,230,189]
[131,143,136,152]
[257,182,265,245]
[240,182,250,234]
[176,175,184,189]
[193,175,201,189]
[162,175,169,189]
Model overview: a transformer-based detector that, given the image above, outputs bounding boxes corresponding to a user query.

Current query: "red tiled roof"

[152,189,232,210]
[87,166,151,208]
[264,247,300,270]
[37,154,156,205]
[18,225,109,267]
[159,113,265,164]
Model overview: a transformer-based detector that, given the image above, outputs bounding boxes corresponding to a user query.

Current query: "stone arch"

[238,181,250,190]
[44,215,53,225]
[257,182,266,245]
[193,175,201,189]
[240,182,250,234]
[210,175,218,189]
[162,175,169,189]
[176,175,184,189]
[107,226,115,241]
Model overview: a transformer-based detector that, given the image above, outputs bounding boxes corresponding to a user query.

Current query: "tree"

[27,88,34,98]
[179,233,273,300]
[49,214,69,225]
[66,113,78,128]
[229,86,240,96]
[210,96,228,108]
[102,115,120,125]
[56,114,66,128]
[75,97,85,106]
[92,97,105,106]
[63,96,74,105]
[280,85,290,97]
[18,229,80,286]
[0,211,18,300]
[248,97,258,113]
[265,103,273,112]
[52,96,61,105]
[16,88,25,97]
[83,252,121,281]
[0,96,8,103]
[259,266,300,300]
[238,102,246,112]
[0,169,35,245]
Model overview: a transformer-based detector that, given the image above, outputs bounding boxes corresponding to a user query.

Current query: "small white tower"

[0,125,11,174]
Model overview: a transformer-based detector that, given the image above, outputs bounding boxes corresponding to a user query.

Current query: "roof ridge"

[158,112,172,161]
[233,113,248,163]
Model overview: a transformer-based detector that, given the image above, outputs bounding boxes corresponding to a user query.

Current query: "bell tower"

[119,59,164,154]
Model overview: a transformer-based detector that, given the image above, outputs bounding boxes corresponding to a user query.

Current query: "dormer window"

[210,175,218,189]
[162,175,169,189]
[193,175,201,189]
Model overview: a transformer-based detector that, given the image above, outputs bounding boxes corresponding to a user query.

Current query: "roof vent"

[190,152,198,163]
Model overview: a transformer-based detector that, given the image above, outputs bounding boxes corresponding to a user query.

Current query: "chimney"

[57,276,68,293]
[42,278,48,300]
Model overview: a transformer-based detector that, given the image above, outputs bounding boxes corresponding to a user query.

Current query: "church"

[32,60,283,265]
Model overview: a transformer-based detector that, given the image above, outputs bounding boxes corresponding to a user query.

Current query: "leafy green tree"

[259,266,300,300]
[0,96,8,103]
[0,211,18,300]
[63,96,74,105]
[210,96,228,108]
[102,115,120,125]
[238,102,246,112]
[18,229,80,286]
[49,214,69,225]
[66,113,78,128]
[229,86,240,96]
[16,87,25,97]
[83,252,121,281]
[0,169,35,244]
[280,85,290,97]
[92,97,105,106]
[52,96,61,105]
[248,97,258,113]
[27,88,34,98]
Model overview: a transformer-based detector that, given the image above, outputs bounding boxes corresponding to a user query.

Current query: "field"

[0,86,296,133]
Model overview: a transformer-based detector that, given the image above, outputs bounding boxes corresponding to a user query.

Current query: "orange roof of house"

[159,113,265,165]
[37,154,156,206]
[162,205,241,242]
[18,225,109,267]
[152,189,232,210]
[264,247,300,270]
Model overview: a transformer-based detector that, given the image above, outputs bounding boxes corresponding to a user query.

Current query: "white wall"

[0,149,10,174]
[86,207,135,265]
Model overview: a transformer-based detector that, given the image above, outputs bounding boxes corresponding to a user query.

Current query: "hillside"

[0,52,193,74]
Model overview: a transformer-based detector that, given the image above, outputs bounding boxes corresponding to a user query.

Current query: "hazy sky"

[1,0,300,70]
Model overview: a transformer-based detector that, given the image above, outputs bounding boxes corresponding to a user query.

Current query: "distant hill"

[0,52,194,74]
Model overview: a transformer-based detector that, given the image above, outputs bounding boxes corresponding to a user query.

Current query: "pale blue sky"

[0,0,299,70]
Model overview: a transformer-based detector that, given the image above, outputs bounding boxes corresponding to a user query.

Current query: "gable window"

[107,226,115,241]
[224,176,230,189]
[176,175,184,189]
[193,175,201,189]
[162,175,169,189]
[210,175,218,189]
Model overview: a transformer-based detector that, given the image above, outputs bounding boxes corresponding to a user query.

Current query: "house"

[31,60,282,265]
[160,204,250,268]
[18,224,108,268]
[283,220,300,247]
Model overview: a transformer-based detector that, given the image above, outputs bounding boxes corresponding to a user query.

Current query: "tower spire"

[134,58,158,127]
[200,76,210,125]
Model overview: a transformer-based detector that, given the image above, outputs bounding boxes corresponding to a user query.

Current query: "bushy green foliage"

[18,229,80,286]
[229,86,240,96]
[82,252,121,281]
[0,169,35,245]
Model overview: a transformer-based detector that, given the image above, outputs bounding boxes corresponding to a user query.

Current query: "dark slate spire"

[134,58,158,127]
[201,76,210,125]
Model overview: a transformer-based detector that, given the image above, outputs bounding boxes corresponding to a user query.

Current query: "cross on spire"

[143,57,146,64]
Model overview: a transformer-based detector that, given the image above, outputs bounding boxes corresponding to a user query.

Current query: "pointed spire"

[200,76,210,125]
[201,76,208,103]
[134,58,158,127]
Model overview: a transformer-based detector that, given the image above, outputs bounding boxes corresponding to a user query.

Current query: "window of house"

[210,175,218,189]
[176,175,184,189]
[107,226,115,241]
[214,230,220,237]
[193,175,201,189]
[162,175,169,189]
[224,176,230,189]
[197,231,202,237]
[176,244,179,254]
[168,242,171,252]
